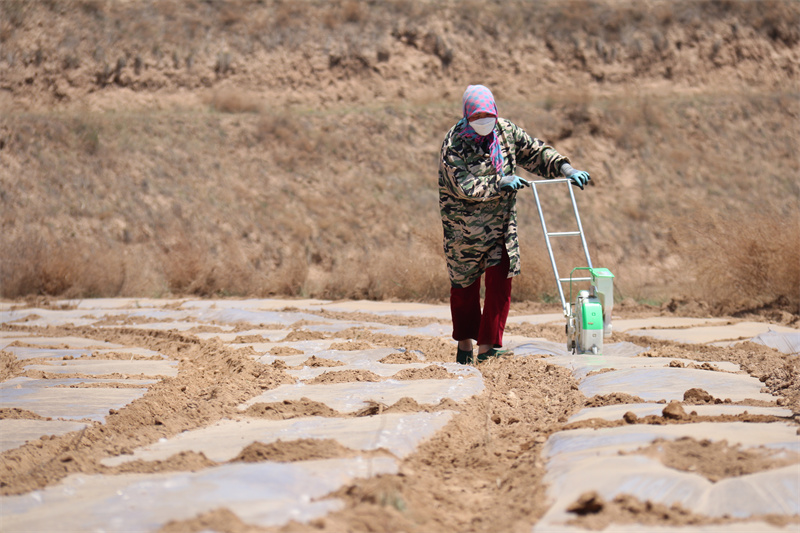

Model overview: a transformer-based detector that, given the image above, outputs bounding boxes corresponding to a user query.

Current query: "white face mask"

[469,117,496,136]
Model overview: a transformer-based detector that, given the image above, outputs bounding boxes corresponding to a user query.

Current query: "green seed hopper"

[530,179,615,355]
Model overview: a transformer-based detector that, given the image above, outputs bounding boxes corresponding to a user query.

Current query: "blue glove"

[561,163,591,190]
[499,175,530,191]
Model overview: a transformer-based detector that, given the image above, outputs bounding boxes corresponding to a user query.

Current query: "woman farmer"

[439,84,591,364]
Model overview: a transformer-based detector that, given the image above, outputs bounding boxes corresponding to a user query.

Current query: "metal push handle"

[529,178,594,317]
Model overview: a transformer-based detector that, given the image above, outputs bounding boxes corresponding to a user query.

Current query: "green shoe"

[456,348,473,365]
[476,347,511,362]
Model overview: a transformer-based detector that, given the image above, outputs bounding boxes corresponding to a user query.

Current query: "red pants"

[450,247,512,347]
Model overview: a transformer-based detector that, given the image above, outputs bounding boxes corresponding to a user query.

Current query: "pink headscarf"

[460,85,504,175]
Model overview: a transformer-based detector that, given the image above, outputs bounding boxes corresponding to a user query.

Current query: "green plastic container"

[581,300,603,331]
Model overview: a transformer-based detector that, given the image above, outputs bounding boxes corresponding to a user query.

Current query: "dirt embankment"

[1,0,798,315]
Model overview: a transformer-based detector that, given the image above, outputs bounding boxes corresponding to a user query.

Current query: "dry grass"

[678,207,800,314]
[1,1,798,315]
[2,90,798,311]
[0,232,126,299]
[208,89,262,114]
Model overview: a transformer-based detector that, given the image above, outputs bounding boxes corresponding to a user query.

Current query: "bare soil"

[630,437,800,483]
[565,491,800,531]
[2,308,798,532]
[1,1,798,313]
[1,0,799,529]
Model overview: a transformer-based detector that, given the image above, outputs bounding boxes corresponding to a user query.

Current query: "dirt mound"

[328,341,375,351]
[566,491,800,530]
[585,392,647,407]
[283,330,327,342]
[269,346,304,356]
[110,450,217,474]
[303,356,345,368]
[308,369,381,384]
[632,437,800,482]
[382,397,424,413]
[242,398,342,420]
[231,439,358,463]
[380,352,423,364]
[0,408,47,420]
[161,508,253,533]
[391,365,454,381]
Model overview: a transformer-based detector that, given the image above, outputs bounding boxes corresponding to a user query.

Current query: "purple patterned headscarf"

[461,84,504,175]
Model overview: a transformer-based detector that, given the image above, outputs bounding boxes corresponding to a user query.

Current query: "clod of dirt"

[355,401,389,417]
[688,362,722,372]
[568,493,708,530]
[304,355,345,367]
[231,438,357,463]
[567,491,606,515]
[684,388,716,404]
[662,401,688,420]
[308,369,381,384]
[269,346,304,356]
[0,350,24,381]
[391,365,454,380]
[380,352,423,364]
[585,392,646,407]
[623,411,638,424]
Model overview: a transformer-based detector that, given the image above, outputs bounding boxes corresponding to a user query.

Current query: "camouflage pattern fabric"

[439,117,569,288]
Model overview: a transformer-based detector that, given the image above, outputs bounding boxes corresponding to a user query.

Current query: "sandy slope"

[1,1,798,311]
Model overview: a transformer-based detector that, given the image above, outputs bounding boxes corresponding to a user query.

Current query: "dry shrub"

[513,238,559,302]
[322,1,364,29]
[303,230,449,302]
[342,1,365,23]
[678,206,800,314]
[0,232,125,298]
[256,112,320,169]
[261,244,310,297]
[209,89,262,114]
[160,239,207,295]
[160,236,274,297]
[219,2,247,27]
[117,246,166,297]
[367,241,449,301]
[272,2,306,30]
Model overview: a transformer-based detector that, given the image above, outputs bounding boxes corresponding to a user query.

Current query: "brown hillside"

[1,0,798,315]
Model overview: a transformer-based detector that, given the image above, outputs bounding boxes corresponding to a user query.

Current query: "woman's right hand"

[499,175,530,191]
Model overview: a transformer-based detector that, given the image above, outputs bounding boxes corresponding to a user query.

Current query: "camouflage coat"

[439,118,569,288]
